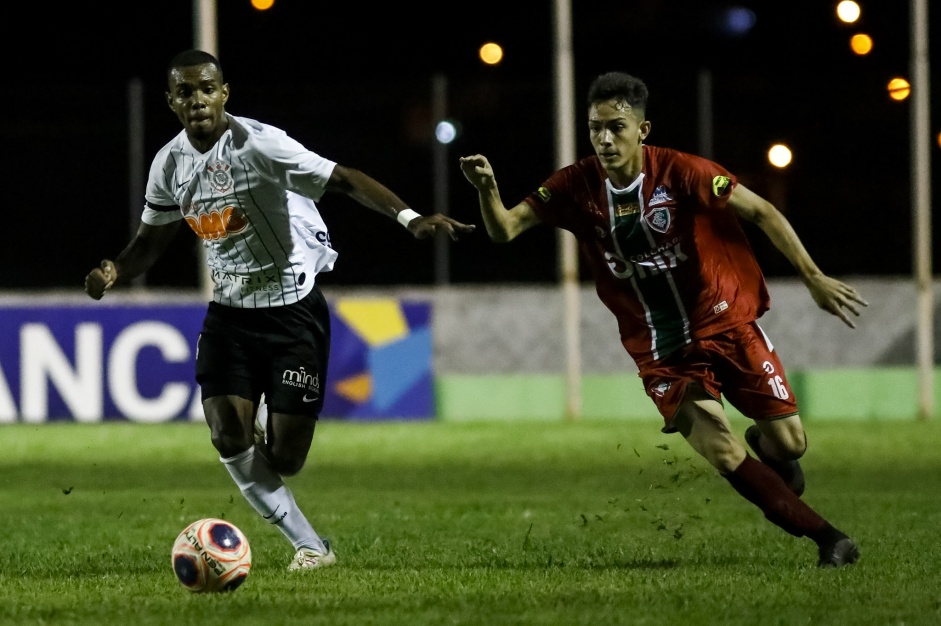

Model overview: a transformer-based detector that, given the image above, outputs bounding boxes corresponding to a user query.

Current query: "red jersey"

[524,145,770,367]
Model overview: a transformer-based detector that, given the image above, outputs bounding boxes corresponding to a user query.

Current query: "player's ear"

[165,92,173,111]
[639,120,651,141]
[222,83,230,105]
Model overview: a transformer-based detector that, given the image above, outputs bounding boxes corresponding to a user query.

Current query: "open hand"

[804,274,869,328]
[408,214,476,241]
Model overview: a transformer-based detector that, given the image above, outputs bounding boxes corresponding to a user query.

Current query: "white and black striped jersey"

[143,114,338,308]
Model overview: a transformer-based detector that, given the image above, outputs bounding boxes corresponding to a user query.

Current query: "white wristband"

[397,209,421,228]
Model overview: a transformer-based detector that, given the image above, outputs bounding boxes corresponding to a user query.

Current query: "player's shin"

[220,446,325,552]
[722,454,830,537]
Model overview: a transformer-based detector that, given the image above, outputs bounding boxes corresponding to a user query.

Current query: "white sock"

[220,446,325,552]
[256,396,268,431]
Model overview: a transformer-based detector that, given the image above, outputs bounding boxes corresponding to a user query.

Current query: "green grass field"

[1,417,940,625]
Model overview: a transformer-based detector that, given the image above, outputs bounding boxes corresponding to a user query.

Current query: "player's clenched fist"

[84,259,117,300]
[459,155,496,190]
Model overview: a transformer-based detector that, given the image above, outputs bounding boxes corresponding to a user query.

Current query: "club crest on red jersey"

[207,161,234,194]
[536,187,552,202]
[643,205,672,233]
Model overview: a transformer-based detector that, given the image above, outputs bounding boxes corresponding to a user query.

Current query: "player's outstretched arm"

[459,154,540,242]
[84,221,182,300]
[326,164,475,241]
[729,184,869,328]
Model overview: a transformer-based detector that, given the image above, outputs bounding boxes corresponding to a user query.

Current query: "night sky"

[5,1,938,291]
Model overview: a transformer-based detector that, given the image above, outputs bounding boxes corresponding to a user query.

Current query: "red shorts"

[638,321,799,433]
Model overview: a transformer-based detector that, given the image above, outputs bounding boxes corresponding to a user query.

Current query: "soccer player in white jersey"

[84,49,475,571]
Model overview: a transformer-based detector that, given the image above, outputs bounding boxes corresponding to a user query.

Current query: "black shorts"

[195,287,331,417]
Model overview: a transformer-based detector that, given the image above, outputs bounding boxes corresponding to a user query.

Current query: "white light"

[435,121,457,144]
[768,144,792,168]
[837,1,861,23]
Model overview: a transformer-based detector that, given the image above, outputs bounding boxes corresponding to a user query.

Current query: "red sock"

[723,454,831,539]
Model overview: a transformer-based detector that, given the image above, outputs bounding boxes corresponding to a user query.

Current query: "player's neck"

[186,120,229,154]
[606,147,644,189]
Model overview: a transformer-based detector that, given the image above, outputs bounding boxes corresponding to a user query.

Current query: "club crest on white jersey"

[207,161,234,193]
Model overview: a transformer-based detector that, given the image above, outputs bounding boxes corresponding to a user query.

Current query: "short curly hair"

[167,49,223,82]
[586,72,648,117]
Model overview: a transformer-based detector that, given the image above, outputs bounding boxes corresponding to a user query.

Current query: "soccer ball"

[171,518,252,593]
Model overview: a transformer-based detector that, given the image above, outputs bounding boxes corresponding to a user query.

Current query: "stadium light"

[479,42,504,65]
[836,1,861,23]
[434,120,459,145]
[888,77,911,100]
[715,6,756,37]
[251,0,274,9]
[768,144,792,168]
[850,33,873,55]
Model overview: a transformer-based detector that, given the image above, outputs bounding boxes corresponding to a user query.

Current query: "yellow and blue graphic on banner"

[324,298,433,420]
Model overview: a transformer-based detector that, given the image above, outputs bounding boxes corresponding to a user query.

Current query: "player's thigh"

[196,330,263,454]
[203,394,258,456]
[195,309,265,407]
[716,322,798,421]
[264,291,330,417]
[674,385,746,474]
[268,413,316,470]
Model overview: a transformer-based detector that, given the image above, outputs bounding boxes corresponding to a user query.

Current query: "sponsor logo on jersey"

[651,381,671,397]
[282,366,320,392]
[184,206,248,240]
[207,161,234,194]
[713,300,729,314]
[648,185,674,207]
[604,238,688,280]
[536,187,552,202]
[712,175,732,197]
[615,201,640,217]
[211,269,279,287]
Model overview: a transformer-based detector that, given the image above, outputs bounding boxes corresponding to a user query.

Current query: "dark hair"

[167,49,223,82]
[587,72,648,116]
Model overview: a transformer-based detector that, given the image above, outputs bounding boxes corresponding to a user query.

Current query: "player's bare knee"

[271,457,306,477]
[778,432,807,460]
[212,430,251,458]
[763,425,807,460]
[266,445,307,476]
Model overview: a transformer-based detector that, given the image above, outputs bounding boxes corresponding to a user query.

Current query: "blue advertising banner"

[0,303,204,423]
[326,298,433,420]
[0,298,433,423]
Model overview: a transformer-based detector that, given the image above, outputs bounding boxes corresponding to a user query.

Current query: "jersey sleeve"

[522,162,582,231]
[242,120,337,202]
[142,150,183,226]
[681,153,738,211]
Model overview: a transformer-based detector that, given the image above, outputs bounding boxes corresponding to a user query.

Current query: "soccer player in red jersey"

[460,71,868,567]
